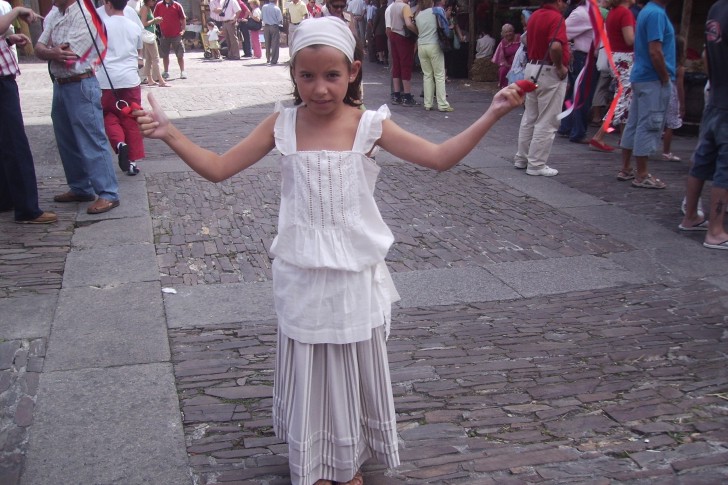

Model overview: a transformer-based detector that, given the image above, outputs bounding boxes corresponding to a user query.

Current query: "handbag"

[142,30,157,44]
[437,26,452,53]
[247,17,262,31]
[403,26,416,40]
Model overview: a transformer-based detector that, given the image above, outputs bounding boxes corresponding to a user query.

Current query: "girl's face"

[292,46,361,115]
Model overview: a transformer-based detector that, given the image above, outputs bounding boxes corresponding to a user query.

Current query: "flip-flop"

[678,219,709,231]
[703,240,728,250]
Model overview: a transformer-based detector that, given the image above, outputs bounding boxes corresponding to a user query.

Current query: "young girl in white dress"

[135,16,524,485]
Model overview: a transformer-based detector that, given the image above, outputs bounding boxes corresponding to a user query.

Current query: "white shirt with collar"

[210,0,242,22]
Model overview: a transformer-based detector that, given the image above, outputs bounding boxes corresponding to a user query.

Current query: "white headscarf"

[289,16,356,62]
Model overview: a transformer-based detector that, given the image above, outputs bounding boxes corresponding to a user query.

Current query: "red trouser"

[389,32,416,81]
[101,86,145,161]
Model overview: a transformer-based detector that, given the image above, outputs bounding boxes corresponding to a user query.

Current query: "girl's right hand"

[134,93,171,140]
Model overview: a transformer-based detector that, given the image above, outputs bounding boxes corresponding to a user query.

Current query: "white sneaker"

[126,161,140,176]
[681,196,705,219]
[180,71,187,79]
[514,160,527,169]
[526,166,559,177]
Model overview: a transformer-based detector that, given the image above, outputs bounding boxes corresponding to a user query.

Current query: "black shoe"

[401,96,419,107]
[391,95,402,105]
[117,142,130,172]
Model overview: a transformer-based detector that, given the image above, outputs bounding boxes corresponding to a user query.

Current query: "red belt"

[56,71,95,84]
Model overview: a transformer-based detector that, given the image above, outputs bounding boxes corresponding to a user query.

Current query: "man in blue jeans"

[35,0,121,214]
[618,0,674,190]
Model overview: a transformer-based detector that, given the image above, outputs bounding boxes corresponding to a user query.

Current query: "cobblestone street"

[172,281,727,484]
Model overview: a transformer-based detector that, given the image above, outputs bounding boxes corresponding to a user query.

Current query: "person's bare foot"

[339,471,363,485]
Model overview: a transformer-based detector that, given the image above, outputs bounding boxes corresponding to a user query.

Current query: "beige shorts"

[159,35,185,59]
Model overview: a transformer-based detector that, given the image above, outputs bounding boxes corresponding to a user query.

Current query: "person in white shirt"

[210,0,242,60]
[97,0,145,175]
[346,0,366,42]
[0,0,16,59]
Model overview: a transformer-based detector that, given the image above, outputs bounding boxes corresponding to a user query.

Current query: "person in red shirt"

[153,0,187,79]
[589,0,636,153]
[513,0,569,177]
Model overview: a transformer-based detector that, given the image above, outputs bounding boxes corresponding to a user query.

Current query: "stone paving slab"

[71,216,153,249]
[75,176,151,223]
[164,267,521,330]
[392,267,520,308]
[168,280,728,484]
[484,166,609,209]
[44,281,169,372]
[22,363,192,485]
[165,281,275,328]
[0,292,57,340]
[62,243,158,288]
[485,254,646,298]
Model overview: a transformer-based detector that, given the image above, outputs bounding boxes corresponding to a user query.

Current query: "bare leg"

[680,175,706,228]
[162,56,170,73]
[620,148,632,174]
[635,155,649,180]
[705,186,728,246]
[178,57,185,72]
[662,128,673,155]
[392,77,402,93]
[402,79,411,96]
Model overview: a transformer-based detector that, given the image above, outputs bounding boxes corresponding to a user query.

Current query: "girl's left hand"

[489,84,525,116]
[133,92,171,140]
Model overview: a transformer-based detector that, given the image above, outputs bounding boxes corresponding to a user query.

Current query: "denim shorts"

[690,104,728,189]
[620,80,671,157]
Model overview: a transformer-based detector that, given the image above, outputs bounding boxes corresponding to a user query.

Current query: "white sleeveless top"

[270,104,400,345]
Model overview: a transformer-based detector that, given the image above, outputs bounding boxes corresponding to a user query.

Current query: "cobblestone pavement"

[171,280,727,484]
[150,162,632,286]
[2,52,726,484]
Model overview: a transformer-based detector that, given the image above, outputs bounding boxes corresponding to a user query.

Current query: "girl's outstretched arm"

[378,84,524,172]
[135,93,276,182]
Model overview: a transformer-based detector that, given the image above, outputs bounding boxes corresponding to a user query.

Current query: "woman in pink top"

[491,23,520,88]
